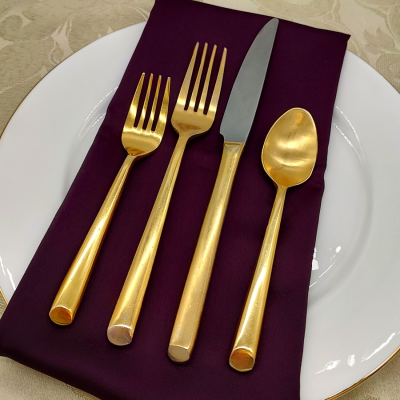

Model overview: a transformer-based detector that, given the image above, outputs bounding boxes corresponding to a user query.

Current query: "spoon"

[229,108,317,372]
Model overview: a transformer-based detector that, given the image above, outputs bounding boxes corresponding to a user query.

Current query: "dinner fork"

[107,43,227,346]
[49,74,170,326]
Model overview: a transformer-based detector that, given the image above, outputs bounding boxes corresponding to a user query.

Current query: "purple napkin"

[0,0,348,399]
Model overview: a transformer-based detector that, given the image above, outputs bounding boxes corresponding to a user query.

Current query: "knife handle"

[229,185,286,372]
[49,154,137,325]
[168,141,245,363]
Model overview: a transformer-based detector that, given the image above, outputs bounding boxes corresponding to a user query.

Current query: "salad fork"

[49,73,170,325]
[107,43,227,346]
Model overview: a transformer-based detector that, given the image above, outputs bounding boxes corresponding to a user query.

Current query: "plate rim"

[0,287,6,305]
[0,22,399,400]
[327,346,400,399]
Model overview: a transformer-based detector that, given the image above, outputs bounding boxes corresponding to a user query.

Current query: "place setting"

[1,0,400,399]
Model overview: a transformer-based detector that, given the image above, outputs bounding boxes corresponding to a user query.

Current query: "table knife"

[168,18,279,363]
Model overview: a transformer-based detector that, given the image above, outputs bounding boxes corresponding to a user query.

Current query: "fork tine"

[188,43,207,112]
[155,77,171,133]
[207,48,227,119]
[124,73,145,130]
[145,75,161,132]
[137,74,153,131]
[197,45,216,114]
[176,43,199,111]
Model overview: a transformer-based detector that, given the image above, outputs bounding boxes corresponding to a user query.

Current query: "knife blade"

[168,19,279,364]
[221,18,279,142]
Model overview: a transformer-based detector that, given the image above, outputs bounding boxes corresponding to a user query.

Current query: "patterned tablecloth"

[0,1,399,399]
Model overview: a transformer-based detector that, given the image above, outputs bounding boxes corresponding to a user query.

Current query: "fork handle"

[107,136,188,346]
[49,154,137,325]
[168,141,245,363]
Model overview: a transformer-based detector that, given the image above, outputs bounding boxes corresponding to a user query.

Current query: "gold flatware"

[49,74,170,325]
[107,43,227,346]
[168,19,279,364]
[229,108,317,372]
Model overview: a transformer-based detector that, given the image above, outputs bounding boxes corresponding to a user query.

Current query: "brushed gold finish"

[229,108,318,372]
[49,74,170,325]
[3,299,400,399]
[168,141,245,363]
[107,43,227,346]
[0,35,396,400]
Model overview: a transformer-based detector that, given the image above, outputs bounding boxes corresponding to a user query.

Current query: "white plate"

[1,22,400,400]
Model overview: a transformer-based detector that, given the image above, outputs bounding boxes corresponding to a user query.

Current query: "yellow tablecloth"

[1,1,399,399]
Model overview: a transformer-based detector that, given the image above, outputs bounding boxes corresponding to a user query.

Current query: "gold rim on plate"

[0,287,7,306]
[0,26,398,400]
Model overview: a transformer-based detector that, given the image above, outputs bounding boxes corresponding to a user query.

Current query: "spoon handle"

[229,185,286,372]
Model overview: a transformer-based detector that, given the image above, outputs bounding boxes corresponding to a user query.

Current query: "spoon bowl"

[229,108,317,372]
[262,108,317,188]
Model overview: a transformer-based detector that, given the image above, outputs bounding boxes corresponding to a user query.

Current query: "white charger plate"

[1,22,400,400]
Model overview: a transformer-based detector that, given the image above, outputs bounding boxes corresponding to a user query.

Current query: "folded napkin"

[0,0,349,398]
